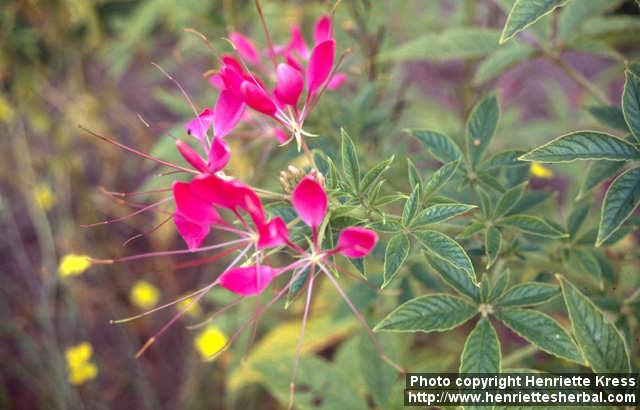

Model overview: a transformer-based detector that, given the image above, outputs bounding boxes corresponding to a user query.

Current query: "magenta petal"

[306,40,335,96]
[241,81,277,116]
[209,74,225,89]
[176,140,207,173]
[191,175,265,224]
[174,212,210,251]
[221,55,244,73]
[327,72,346,90]
[219,265,278,296]
[272,127,289,143]
[292,176,327,228]
[185,108,214,141]
[257,217,289,249]
[213,90,245,138]
[336,227,378,258]
[173,181,220,224]
[229,32,260,65]
[287,25,309,59]
[275,63,304,106]
[220,65,245,95]
[207,137,230,173]
[313,15,332,44]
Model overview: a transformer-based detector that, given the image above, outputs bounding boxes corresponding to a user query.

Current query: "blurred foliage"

[1,0,639,409]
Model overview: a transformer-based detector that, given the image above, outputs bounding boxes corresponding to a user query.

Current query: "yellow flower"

[194,326,228,359]
[530,162,554,179]
[129,280,160,310]
[58,254,92,277]
[65,342,98,385]
[33,183,56,211]
[177,297,202,317]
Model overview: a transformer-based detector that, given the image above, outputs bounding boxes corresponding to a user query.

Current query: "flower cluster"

[85,11,400,408]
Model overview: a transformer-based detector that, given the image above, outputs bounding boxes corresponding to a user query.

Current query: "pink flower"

[209,14,346,150]
[218,265,279,296]
[292,175,327,229]
[336,227,379,258]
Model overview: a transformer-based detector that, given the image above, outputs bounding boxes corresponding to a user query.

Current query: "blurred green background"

[1,1,639,409]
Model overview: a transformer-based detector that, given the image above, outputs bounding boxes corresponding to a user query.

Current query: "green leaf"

[519,131,640,162]
[597,166,640,246]
[411,130,462,163]
[460,317,501,373]
[493,183,527,219]
[402,186,421,225]
[567,201,590,238]
[587,105,630,132]
[374,294,477,332]
[415,230,476,283]
[285,266,312,309]
[576,160,625,200]
[423,160,460,197]
[361,155,394,194]
[623,67,640,140]
[341,129,360,191]
[370,221,402,233]
[473,42,536,85]
[495,309,584,364]
[567,248,603,289]
[457,221,485,239]
[382,28,500,62]
[558,276,631,372]
[500,0,568,43]
[382,234,411,288]
[426,255,480,302]
[411,203,476,228]
[477,171,505,193]
[488,269,510,302]
[407,158,422,191]
[484,226,502,269]
[356,335,398,409]
[558,0,621,42]
[466,94,500,167]
[481,149,528,170]
[494,282,559,307]
[498,215,567,238]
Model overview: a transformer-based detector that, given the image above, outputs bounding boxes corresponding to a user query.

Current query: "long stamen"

[134,244,252,357]
[243,244,263,361]
[78,125,198,174]
[123,215,173,247]
[91,238,250,264]
[173,243,245,270]
[81,197,172,228]
[204,261,311,361]
[253,0,278,70]
[186,296,244,330]
[287,263,315,410]
[317,263,405,374]
[151,62,211,148]
[101,186,173,197]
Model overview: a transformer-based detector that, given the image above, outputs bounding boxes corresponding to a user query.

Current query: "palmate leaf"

[493,183,527,219]
[460,317,500,373]
[340,128,360,191]
[374,294,477,333]
[500,0,567,43]
[415,230,476,283]
[411,129,462,163]
[382,234,411,289]
[558,276,631,373]
[494,282,559,307]
[567,248,603,289]
[402,186,421,225]
[498,215,567,238]
[622,65,640,140]
[519,131,640,162]
[360,155,394,194]
[411,203,476,228]
[596,166,640,246]
[576,160,625,200]
[382,28,500,62]
[484,226,502,269]
[587,105,630,133]
[423,160,461,197]
[473,42,536,85]
[426,255,480,302]
[495,309,584,364]
[466,94,500,167]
